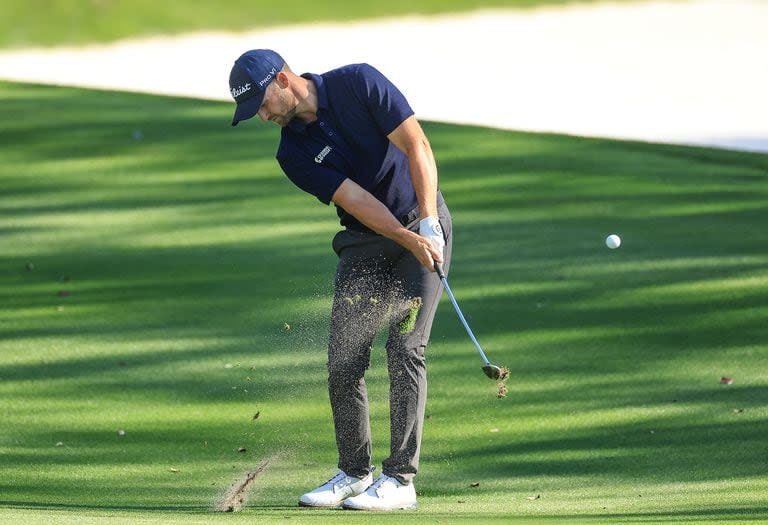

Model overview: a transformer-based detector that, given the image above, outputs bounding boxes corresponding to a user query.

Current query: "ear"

[274,71,290,89]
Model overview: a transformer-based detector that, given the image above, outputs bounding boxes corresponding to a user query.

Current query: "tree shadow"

[2,83,768,514]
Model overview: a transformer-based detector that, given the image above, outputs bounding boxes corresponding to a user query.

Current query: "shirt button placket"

[319,121,334,137]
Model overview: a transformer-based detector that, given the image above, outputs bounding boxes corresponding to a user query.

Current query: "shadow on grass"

[2,82,768,513]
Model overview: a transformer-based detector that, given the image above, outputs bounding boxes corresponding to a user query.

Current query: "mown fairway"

[1,82,767,524]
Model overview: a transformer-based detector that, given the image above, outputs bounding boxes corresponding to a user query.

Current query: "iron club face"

[483,364,505,380]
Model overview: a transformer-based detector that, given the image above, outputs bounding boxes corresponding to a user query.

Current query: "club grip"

[434,261,446,279]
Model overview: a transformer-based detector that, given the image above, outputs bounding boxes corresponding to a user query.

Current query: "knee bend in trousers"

[327,357,369,387]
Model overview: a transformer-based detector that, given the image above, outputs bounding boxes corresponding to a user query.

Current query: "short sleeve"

[277,155,346,205]
[351,64,415,136]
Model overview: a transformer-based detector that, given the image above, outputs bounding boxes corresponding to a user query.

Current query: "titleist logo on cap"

[231,83,252,99]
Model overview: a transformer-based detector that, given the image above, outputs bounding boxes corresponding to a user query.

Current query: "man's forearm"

[331,178,441,269]
[331,178,414,241]
[407,141,438,219]
[387,116,439,219]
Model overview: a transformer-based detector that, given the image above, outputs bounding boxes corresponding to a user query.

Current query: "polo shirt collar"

[287,72,328,134]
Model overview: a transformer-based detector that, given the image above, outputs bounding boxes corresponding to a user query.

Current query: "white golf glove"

[419,216,445,256]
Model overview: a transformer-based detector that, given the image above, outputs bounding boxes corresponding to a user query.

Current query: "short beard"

[273,105,297,127]
[269,85,298,127]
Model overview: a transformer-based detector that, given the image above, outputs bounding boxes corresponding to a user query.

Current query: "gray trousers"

[327,198,452,485]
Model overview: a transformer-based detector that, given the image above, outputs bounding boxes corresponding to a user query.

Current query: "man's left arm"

[388,115,444,254]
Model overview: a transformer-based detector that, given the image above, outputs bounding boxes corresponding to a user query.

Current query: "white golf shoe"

[298,469,374,508]
[342,474,417,510]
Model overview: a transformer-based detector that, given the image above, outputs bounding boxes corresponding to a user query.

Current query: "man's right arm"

[331,178,442,271]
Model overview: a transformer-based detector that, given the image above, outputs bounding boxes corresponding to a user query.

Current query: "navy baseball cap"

[229,49,285,126]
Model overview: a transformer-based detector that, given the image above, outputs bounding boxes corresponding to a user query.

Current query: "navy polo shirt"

[276,63,417,231]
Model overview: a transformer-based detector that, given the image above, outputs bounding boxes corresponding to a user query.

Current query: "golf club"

[434,262,507,380]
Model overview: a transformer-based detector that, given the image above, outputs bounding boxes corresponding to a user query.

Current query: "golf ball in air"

[605,234,621,249]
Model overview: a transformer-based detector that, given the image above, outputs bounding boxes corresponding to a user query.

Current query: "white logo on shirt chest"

[314,145,332,164]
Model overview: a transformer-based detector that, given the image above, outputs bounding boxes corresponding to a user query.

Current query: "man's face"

[257,81,297,127]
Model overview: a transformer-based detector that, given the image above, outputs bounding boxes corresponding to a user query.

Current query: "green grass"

[1,81,768,524]
[0,0,650,49]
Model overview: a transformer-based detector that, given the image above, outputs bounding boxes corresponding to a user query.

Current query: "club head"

[482,364,508,380]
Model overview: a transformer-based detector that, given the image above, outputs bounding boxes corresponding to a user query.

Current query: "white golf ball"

[605,234,621,249]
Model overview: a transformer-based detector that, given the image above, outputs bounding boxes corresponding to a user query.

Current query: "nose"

[257,107,269,122]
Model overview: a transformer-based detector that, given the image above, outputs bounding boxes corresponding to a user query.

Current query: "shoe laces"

[370,474,399,494]
[326,471,347,485]
[327,467,374,489]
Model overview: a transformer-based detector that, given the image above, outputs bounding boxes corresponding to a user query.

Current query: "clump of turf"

[496,366,510,399]
[344,294,362,306]
[398,297,423,334]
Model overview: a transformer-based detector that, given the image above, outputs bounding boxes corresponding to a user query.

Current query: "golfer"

[229,49,452,511]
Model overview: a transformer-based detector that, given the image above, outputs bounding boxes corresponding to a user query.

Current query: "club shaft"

[436,269,491,366]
